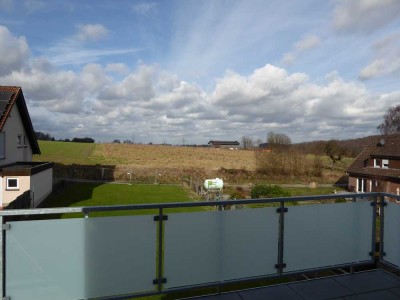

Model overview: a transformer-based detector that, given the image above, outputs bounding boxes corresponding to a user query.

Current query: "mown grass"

[42,182,205,218]
[34,141,96,165]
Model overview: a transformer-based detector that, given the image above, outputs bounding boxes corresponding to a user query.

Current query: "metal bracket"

[275,263,287,269]
[2,224,10,230]
[370,202,377,207]
[153,278,167,285]
[382,251,386,256]
[3,296,11,300]
[276,207,288,213]
[154,215,168,221]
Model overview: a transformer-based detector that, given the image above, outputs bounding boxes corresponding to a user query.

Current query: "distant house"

[0,86,53,208]
[346,135,400,195]
[208,141,240,149]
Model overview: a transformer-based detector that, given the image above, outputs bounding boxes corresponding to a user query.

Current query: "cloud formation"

[359,31,400,80]
[0,26,29,76]
[282,35,321,65]
[75,24,110,42]
[333,0,400,32]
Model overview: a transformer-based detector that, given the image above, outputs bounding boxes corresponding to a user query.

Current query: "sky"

[0,0,400,144]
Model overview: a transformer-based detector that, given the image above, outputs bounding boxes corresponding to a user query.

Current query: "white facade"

[31,168,53,207]
[0,105,33,165]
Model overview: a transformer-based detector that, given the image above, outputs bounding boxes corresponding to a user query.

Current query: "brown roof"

[208,141,240,146]
[0,86,40,154]
[346,134,400,179]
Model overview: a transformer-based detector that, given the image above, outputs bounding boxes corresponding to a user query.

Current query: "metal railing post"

[370,195,377,264]
[0,216,4,299]
[379,194,386,261]
[276,201,286,276]
[157,208,164,292]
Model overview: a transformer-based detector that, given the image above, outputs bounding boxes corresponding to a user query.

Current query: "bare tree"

[241,136,254,149]
[324,139,345,170]
[267,131,291,151]
[377,105,400,135]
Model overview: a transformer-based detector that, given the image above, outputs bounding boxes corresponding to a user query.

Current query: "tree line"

[35,132,95,143]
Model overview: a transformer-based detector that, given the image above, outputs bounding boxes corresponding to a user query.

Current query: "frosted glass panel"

[384,202,400,267]
[6,215,156,300]
[284,202,372,273]
[164,208,279,288]
[164,211,220,288]
[221,208,279,280]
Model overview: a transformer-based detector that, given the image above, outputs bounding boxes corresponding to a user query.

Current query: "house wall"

[0,105,33,166]
[1,175,30,207]
[31,168,53,207]
[349,175,400,195]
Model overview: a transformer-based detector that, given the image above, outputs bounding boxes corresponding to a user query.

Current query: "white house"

[0,86,53,208]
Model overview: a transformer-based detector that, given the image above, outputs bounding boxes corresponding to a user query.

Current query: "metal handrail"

[0,192,389,216]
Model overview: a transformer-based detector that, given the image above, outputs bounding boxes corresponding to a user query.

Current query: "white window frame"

[373,159,380,168]
[357,178,366,193]
[382,159,389,169]
[17,134,23,147]
[6,178,19,190]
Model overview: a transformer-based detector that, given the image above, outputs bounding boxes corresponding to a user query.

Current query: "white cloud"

[0,25,398,143]
[23,0,45,13]
[359,31,400,79]
[132,2,156,16]
[282,35,321,65]
[0,26,29,76]
[74,24,109,42]
[333,0,400,32]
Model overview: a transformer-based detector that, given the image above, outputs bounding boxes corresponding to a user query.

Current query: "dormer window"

[382,159,389,168]
[374,159,381,168]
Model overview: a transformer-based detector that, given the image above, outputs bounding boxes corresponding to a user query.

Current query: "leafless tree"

[377,105,400,135]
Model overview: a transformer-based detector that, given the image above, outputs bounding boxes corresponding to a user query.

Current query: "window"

[23,135,27,147]
[0,132,4,159]
[374,159,381,168]
[357,178,366,193]
[17,134,22,147]
[382,159,389,168]
[6,178,19,190]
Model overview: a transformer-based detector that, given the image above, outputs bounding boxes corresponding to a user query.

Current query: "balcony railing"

[0,192,399,300]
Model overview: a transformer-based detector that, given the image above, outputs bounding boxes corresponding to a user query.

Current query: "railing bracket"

[154,215,168,221]
[2,224,10,230]
[153,278,167,285]
[275,263,286,269]
[276,207,288,213]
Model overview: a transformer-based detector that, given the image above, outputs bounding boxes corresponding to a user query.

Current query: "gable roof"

[0,86,40,154]
[208,140,240,146]
[346,134,400,179]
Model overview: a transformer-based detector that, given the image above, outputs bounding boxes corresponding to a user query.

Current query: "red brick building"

[346,135,400,195]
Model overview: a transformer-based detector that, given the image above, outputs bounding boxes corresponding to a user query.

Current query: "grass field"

[33,141,353,184]
[43,182,204,218]
[34,141,96,165]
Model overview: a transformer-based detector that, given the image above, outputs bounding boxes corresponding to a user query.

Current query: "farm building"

[208,140,240,149]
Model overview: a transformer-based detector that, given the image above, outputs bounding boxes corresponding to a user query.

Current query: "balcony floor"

[186,269,400,300]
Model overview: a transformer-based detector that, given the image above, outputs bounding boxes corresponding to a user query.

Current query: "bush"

[251,184,291,199]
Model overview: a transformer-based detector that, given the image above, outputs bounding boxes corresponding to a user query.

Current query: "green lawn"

[33,141,96,165]
[42,182,204,218]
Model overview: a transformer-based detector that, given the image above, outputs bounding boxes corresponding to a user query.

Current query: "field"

[33,141,353,184]
[35,141,96,165]
[42,182,204,218]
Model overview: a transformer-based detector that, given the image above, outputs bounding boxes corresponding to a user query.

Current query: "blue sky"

[0,0,400,144]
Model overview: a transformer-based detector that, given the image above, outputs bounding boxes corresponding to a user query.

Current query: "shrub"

[251,184,291,199]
